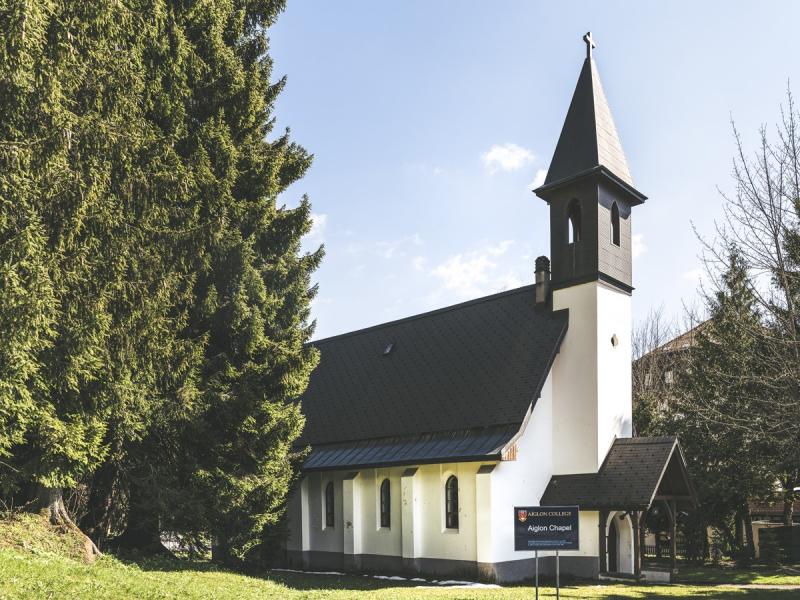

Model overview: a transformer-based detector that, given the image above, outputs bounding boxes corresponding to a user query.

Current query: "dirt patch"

[0,512,97,564]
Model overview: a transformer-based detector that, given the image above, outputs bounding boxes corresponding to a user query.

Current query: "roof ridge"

[310,283,547,345]
[616,435,677,444]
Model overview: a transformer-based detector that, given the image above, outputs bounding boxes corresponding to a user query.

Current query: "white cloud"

[411,256,427,271]
[306,213,327,242]
[632,233,647,259]
[528,168,548,190]
[481,143,536,174]
[348,234,423,260]
[430,241,521,300]
[487,240,515,256]
[432,167,443,176]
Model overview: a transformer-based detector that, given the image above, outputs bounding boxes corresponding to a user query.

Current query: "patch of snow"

[271,568,345,576]
[435,580,501,588]
[270,568,500,588]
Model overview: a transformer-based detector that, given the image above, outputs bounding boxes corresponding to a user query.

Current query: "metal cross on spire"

[583,31,596,59]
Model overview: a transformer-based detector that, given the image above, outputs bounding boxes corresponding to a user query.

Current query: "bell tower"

[535,31,646,293]
[535,33,647,474]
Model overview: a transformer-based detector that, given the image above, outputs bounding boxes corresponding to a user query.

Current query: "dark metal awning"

[302,424,520,472]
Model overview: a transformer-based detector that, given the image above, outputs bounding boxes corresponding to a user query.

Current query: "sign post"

[514,506,579,598]
[556,550,560,600]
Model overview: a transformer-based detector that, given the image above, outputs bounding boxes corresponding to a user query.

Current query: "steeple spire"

[536,33,638,195]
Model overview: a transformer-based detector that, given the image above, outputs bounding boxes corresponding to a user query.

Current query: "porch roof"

[540,436,695,511]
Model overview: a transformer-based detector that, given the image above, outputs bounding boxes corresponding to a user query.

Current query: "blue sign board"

[514,505,579,551]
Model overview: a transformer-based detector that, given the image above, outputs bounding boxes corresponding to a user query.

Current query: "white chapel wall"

[285,485,302,552]
[414,462,480,561]
[551,280,632,474]
[356,467,403,557]
[482,371,600,564]
[596,283,632,459]
[551,282,600,473]
[306,472,344,553]
[293,462,485,563]
[484,371,554,563]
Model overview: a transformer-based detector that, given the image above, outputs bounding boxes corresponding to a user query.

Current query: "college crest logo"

[517,509,527,522]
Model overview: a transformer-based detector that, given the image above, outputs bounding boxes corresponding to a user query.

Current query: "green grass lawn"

[676,564,800,586]
[1,514,798,599]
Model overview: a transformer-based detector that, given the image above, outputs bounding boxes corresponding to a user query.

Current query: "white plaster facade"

[551,281,632,474]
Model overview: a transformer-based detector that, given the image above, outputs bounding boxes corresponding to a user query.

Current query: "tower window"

[325,481,335,528]
[567,200,582,244]
[379,478,391,528]
[611,201,620,246]
[445,475,459,529]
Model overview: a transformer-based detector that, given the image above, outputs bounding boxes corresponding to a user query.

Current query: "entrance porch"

[541,436,696,582]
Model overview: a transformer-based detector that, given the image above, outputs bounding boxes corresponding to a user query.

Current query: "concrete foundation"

[285,550,600,583]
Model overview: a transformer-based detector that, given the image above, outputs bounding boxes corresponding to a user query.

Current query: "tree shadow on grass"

[675,565,800,585]
[121,556,800,598]
[597,589,799,600]
[124,556,418,591]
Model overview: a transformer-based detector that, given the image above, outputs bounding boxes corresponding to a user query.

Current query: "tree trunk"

[80,461,117,545]
[33,486,102,561]
[743,504,756,561]
[108,481,169,555]
[783,493,795,527]
[211,528,238,566]
[735,510,744,549]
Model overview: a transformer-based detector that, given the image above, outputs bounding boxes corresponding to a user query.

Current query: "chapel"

[284,33,695,583]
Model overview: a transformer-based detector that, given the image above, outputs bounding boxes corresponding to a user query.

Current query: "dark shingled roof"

[296,285,569,468]
[541,436,695,510]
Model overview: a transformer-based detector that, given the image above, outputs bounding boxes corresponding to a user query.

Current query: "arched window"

[325,481,335,527]
[445,475,459,529]
[567,200,582,244]
[611,201,620,246]
[379,479,391,528]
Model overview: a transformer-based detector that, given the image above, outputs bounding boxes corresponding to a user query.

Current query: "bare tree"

[699,87,800,526]
[632,307,680,436]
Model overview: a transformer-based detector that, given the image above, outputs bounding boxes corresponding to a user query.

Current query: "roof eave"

[534,165,647,206]
[301,452,502,473]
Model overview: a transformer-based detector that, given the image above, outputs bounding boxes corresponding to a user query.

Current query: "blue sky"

[269,1,800,340]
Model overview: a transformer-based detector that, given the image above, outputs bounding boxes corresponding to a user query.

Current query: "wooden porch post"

[639,509,646,571]
[669,499,677,573]
[598,509,608,574]
[632,511,641,577]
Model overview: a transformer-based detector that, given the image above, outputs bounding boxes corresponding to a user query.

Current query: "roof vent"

[383,342,395,356]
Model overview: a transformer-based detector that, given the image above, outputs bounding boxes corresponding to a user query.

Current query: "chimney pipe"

[534,256,551,306]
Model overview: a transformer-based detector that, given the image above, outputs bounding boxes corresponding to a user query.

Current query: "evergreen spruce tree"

[0,3,141,552]
[108,0,321,558]
[669,250,774,561]
[176,0,320,561]
[0,3,57,491]
[2,0,319,558]
[2,2,201,553]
